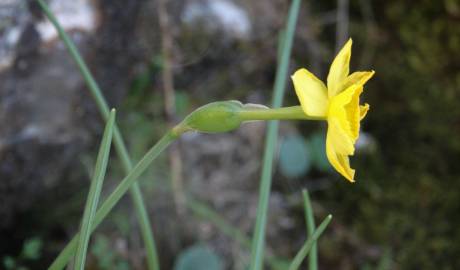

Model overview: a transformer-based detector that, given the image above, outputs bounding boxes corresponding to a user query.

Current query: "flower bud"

[181,100,245,133]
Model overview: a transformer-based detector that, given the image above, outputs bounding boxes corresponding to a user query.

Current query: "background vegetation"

[1,0,459,269]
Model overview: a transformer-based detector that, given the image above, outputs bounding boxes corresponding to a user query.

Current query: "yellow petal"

[326,117,355,156]
[360,103,370,120]
[326,118,355,182]
[341,70,375,90]
[344,85,364,141]
[337,154,355,182]
[328,84,363,139]
[291,68,329,117]
[327,39,352,98]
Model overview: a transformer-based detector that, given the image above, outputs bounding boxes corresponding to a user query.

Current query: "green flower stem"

[36,1,160,269]
[288,215,332,270]
[249,0,301,269]
[48,130,179,270]
[74,110,115,270]
[239,106,325,121]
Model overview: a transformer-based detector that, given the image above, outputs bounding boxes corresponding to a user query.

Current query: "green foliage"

[21,237,43,260]
[2,237,43,270]
[174,245,224,270]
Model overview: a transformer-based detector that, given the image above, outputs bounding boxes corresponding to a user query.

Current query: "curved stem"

[239,106,326,121]
[49,131,178,270]
[36,1,161,269]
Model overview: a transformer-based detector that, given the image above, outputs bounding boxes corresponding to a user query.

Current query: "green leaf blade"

[74,109,116,270]
[302,189,317,270]
[288,215,332,270]
[48,131,176,270]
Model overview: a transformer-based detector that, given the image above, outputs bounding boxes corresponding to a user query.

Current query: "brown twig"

[358,0,377,68]
[156,0,185,214]
[336,0,349,52]
[298,2,324,75]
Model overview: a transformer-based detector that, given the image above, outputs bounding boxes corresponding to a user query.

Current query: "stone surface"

[0,0,147,253]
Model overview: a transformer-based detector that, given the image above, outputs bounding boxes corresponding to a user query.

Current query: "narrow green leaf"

[48,131,177,270]
[74,109,116,270]
[249,0,302,269]
[302,189,317,270]
[36,1,160,269]
[288,215,332,270]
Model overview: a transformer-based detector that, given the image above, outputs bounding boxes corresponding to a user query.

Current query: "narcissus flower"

[291,39,374,182]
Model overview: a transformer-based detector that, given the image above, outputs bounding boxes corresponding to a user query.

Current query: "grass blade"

[48,131,177,270]
[74,109,116,270]
[302,189,318,270]
[288,215,332,270]
[249,0,301,269]
[36,1,160,269]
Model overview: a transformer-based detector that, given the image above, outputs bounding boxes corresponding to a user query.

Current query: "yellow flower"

[291,39,374,182]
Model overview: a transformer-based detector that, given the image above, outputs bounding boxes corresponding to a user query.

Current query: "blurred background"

[1,0,460,269]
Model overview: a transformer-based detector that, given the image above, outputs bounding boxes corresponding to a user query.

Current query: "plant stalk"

[249,0,301,269]
[48,130,178,270]
[239,106,325,121]
[36,1,160,269]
